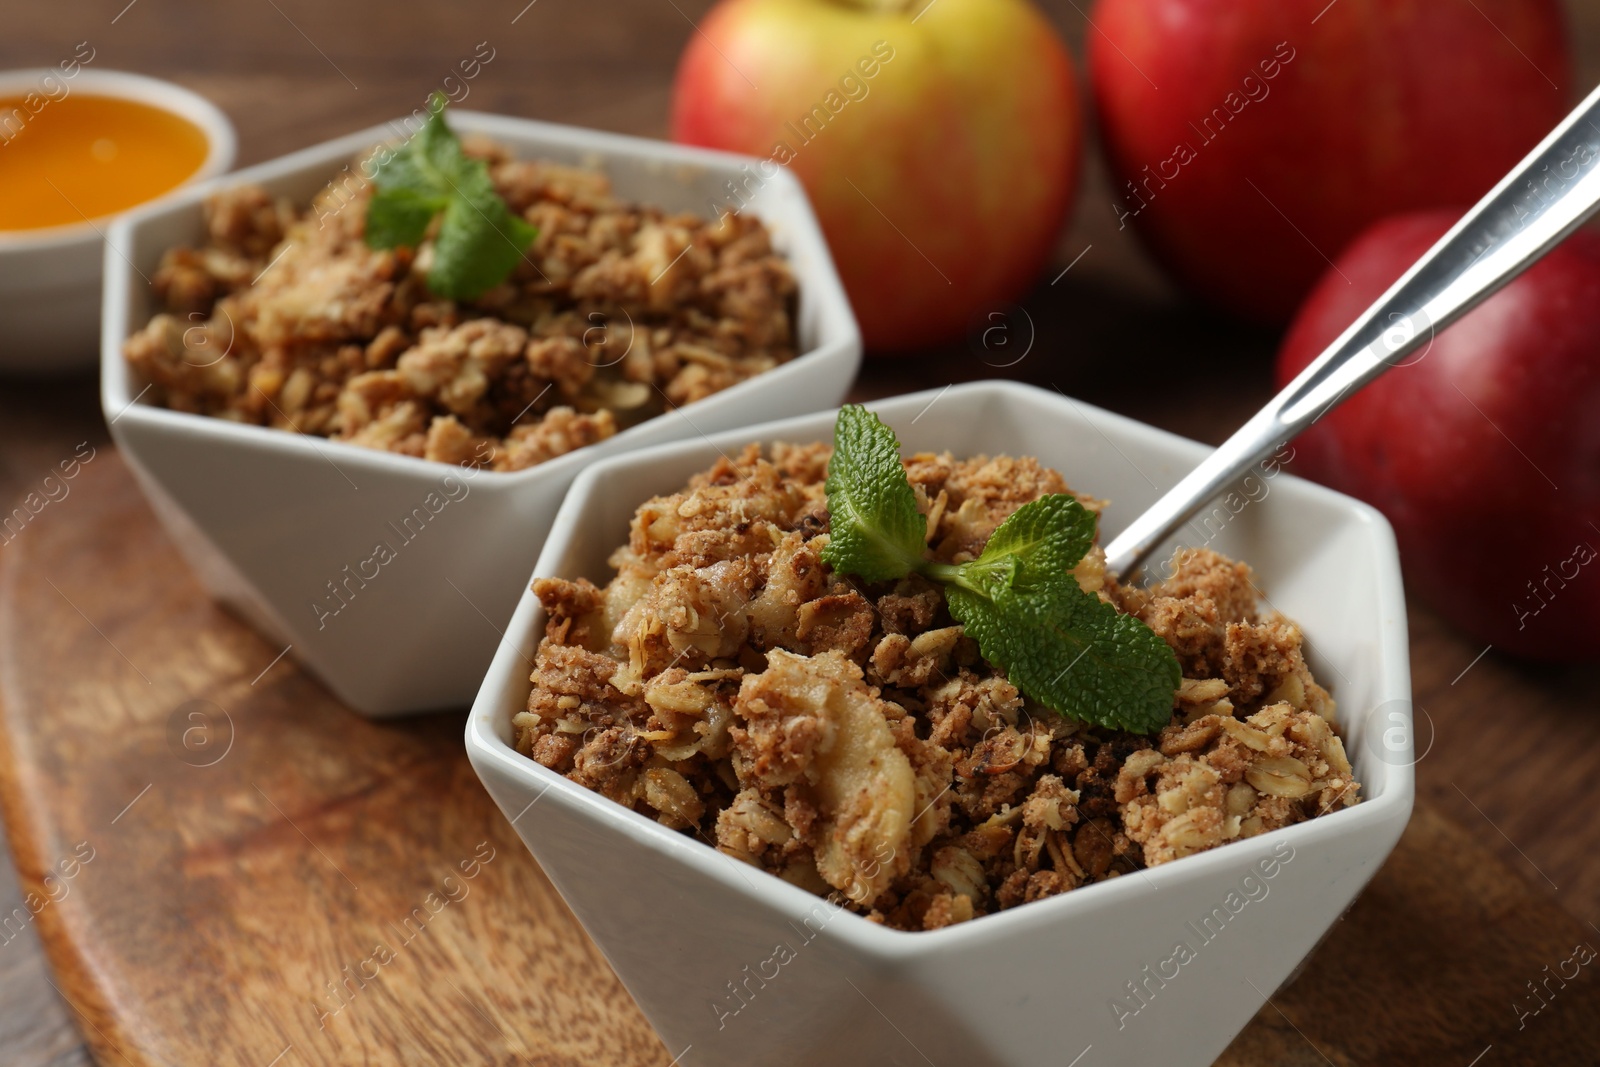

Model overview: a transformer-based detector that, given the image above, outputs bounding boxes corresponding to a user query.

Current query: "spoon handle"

[1104,81,1600,580]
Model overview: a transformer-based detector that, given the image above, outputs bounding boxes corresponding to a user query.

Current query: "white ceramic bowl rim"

[467,379,1415,960]
[0,67,237,251]
[102,110,855,487]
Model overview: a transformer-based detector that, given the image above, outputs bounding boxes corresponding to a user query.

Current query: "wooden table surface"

[2,2,1597,1064]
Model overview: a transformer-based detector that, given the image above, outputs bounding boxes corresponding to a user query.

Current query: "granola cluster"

[123,137,799,472]
[515,443,1360,930]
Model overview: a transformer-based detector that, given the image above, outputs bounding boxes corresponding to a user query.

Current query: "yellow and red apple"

[672,0,1082,352]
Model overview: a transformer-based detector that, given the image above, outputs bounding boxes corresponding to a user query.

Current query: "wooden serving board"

[0,453,1595,1067]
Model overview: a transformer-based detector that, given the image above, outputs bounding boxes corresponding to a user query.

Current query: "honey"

[0,94,209,232]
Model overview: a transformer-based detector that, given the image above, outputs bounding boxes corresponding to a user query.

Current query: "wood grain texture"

[0,1,1598,1063]
[0,454,668,1067]
[1220,808,1600,1066]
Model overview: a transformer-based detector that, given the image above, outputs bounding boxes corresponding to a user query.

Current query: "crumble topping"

[123,136,798,472]
[514,443,1360,930]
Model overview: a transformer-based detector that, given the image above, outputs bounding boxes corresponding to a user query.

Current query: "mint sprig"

[365,94,537,301]
[820,405,1182,734]
[823,405,929,581]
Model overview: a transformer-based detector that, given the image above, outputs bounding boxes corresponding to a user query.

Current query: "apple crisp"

[122,137,798,472]
[514,443,1360,930]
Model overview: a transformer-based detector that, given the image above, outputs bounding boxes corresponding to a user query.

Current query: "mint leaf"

[820,405,927,583]
[939,494,1097,600]
[945,579,1182,735]
[365,95,537,301]
[431,184,538,301]
[365,186,443,248]
[936,496,1179,733]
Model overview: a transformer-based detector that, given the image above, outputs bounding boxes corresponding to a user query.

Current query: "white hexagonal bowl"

[101,110,860,716]
[465,380,1414,1066]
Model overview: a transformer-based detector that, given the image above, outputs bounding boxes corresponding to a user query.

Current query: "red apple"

[1277,211,1600,662]
[671,0,1081,352]
[1091,0,1571,323]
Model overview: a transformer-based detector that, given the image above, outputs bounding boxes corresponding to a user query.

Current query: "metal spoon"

[1104,82,1600,580]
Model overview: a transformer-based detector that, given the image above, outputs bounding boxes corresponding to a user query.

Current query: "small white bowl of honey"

[0,66,235,373]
